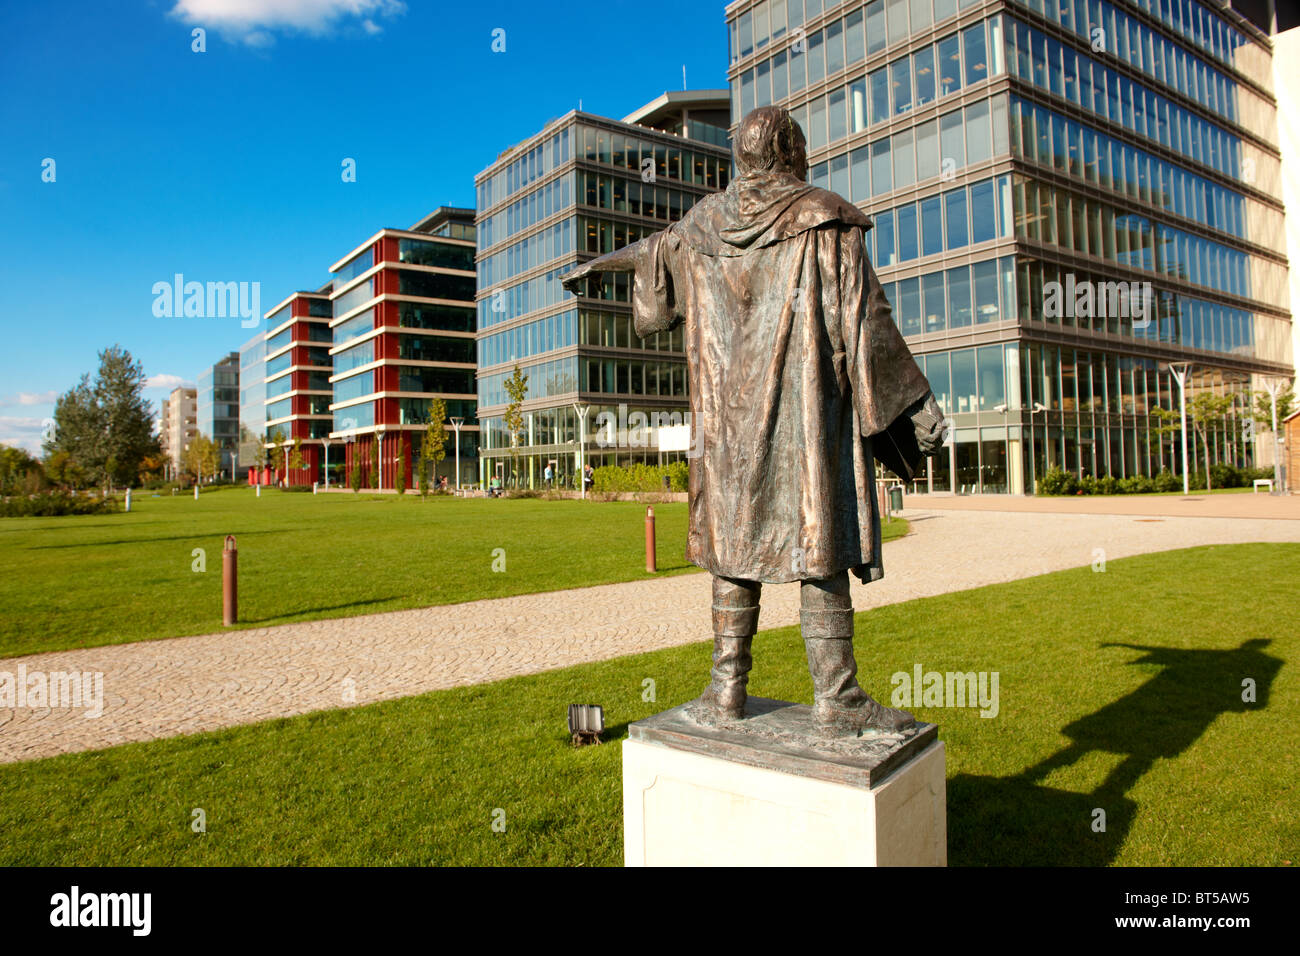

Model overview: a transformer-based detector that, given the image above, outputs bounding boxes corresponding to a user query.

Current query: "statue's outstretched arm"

[560,237,655,293]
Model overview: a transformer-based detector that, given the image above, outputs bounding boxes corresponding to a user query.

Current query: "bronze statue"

[561,106,947,736]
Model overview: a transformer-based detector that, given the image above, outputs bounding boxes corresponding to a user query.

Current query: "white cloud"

[145,373,189,390]
[0,391,58,407]
[169,0,406,45]
[0,416,52,455]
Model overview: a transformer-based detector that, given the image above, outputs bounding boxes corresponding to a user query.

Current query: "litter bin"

[889,486,903,512]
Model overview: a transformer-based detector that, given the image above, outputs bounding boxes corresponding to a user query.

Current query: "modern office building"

[196,353,240,479]
[262,287,334,485]
[473,91,733,488]
[160,386,197,476]
[726,0,1293,493]
[328,206,479,490]
[238,330,267,484]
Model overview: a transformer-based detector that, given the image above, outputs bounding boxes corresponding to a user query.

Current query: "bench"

[1253,478,1273,493]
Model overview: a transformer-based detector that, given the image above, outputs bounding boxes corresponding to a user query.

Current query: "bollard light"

[645,506,657,573]
[567,704,604,746]
[222,535,238,626]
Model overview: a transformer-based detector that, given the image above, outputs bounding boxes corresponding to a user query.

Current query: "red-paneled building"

[328,207,479,490]
[259,286,334,486]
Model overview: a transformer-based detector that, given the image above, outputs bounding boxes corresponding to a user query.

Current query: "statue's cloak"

[631,170,933,584]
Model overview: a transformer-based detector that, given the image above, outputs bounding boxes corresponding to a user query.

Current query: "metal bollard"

[124,488,131,512]
[645,506,656,573]
[256,483,260,498]
[194,485,199,500]
[222,535,238,626]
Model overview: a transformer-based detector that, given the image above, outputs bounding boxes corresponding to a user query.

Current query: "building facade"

[726,0,1293,493]
[473,92,733,489]
[262,287,334,485]
[238,330,266,483]
[195,353,240,479]
[160,386,197,476]
[328,206,479,490]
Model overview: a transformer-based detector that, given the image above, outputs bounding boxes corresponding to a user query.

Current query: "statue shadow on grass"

[947,638,1280,866]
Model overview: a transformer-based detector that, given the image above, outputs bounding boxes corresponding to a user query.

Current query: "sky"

[0,0,732,452]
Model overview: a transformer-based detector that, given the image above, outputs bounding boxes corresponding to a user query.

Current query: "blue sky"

[0,0,730,451]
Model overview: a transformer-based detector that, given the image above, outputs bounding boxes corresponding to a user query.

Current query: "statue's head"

[734,106,807,181]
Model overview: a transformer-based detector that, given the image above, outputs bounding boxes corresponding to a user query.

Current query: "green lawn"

[0,490,909,657]
[0,543,1293,866]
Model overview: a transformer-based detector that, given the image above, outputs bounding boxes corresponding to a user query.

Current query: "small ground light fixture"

[567,704,604,746]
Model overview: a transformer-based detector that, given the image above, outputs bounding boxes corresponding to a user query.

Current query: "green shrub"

[1154,469,1181,492]
[1077,475,1098,495]
[1038,467,1075,495]
[591,462,690,494]
[1,492,120,518]
[1209,463,1242,489]
[1097,475,1118,495]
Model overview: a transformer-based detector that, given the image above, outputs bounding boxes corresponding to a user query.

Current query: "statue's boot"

[801,591,915,735]
[691,577,759,720]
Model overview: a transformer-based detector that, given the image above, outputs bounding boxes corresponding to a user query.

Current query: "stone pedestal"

[623,697,945,866]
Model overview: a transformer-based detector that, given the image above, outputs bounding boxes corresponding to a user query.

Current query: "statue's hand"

[560,263,594,294]
[913,394,948,455]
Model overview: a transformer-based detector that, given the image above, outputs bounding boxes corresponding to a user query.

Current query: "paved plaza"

[2,500,1297,763]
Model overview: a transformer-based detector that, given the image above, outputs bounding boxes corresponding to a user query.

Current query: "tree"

[184,434,217,485]
[394,439,407,495]
[0,445,44,495]
[418,399,448,499]
[267,429,287,483]
[288,436,306,485]
[44,450,87,491]
[1188,392,1235,490]
[137,454,165,485]
[47,346,159,490]
[502,365,529,488]
[348,448,362,493]
[1253,385,1295,435]
[369,436,380,489]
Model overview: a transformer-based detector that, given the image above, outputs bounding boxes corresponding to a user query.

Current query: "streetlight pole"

[375,427,385,492]
[322,438,332,491]
[573,402,589,500]
[1168,362,1192,497]
[449,417,464,493]
[1262,376,1291,494]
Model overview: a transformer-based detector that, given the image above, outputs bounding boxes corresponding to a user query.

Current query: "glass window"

[916,119,939,181]
[944,187,969,248]
[914,46,936,107]
[897,202,918,261]
[965,99,992,163]
[951,349,976,413]
[851,145,871,202]
[849,77,868,133]
[845,8,865,64]
[963,23,988,86]
[921,196,944,256]
[825,16,844,74]
[807,27,825,85]
[892,129,915,188]
[891,57,912,115]
[940,109,964,170]
[938,33,962,96]
[973,260,999,323]
[899,276,922,336]
[830,153,849,197]
[809,95,827,150]
[910,0,932,31]
[870,68,890,125]
[977,345,1005,409]
[828,87,847,142]
[970,179,996,243]
[866,0,886,55]
[923,272,946,332]
[871,139,891,196]
[887,0,908,45]
[948,265,972,327]
[875,210,896,267]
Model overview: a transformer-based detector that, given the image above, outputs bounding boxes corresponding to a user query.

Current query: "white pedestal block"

[623,698,946,867]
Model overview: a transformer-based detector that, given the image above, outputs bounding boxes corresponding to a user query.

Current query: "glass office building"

[196,351,240,479]
[262,287,334,485]
[328,206,479,489]
[726,0,1292,492]
[237,331,266,482]
[473,91,733,488]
